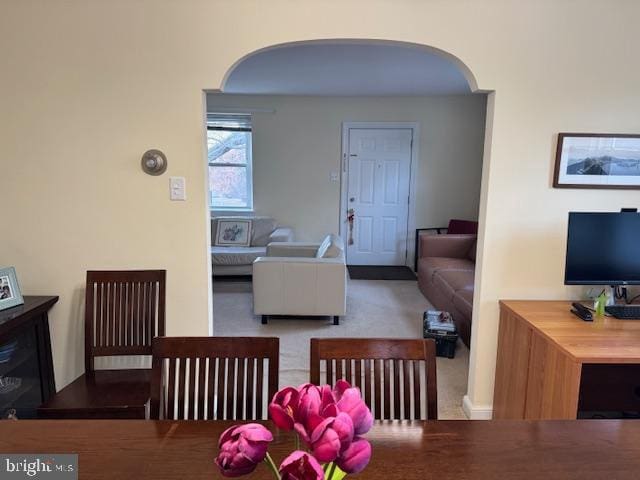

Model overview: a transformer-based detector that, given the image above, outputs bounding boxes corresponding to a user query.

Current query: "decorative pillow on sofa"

[316,234,344,258]
[215,219,252,247]
[250,217,279,246]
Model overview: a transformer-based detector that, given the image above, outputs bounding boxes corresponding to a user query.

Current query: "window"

[207,114,253,211]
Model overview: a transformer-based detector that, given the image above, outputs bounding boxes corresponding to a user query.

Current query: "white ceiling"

[223,42,473,96]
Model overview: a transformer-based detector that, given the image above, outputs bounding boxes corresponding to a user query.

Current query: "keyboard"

[605,305,640,319]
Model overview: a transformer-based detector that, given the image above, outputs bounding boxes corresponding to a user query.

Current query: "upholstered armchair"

[252,234,347,325]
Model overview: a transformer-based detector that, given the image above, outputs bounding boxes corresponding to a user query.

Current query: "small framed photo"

[0,267,24,311]
[554,133,640,189]
[215,219,252,246]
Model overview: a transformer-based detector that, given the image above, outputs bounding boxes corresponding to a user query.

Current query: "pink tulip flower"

[336,385,373,435]
[309,412,354,463]
[269,386,299,431]
[333,379,351,399]
[279,451,324,480]
[215,423,273,477]
[296,384,322,425]
[294,383,339,442]
[337,436,372,474]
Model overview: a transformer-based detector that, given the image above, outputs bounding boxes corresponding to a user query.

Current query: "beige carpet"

[212,279,469,419]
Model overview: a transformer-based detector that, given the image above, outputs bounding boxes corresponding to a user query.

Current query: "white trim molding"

[462,395,493,420]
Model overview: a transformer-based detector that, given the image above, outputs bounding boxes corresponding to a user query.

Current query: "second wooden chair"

[150,336,279,420]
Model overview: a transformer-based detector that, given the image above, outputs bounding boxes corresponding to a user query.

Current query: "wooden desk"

[1,420,640,479]
[494,300,640,419]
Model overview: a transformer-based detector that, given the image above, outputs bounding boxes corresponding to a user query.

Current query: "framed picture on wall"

[553,133,640,189]
[215,219,252,246]
[0,267,24,311]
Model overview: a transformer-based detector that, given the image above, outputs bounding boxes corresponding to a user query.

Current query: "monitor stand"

[610,285,629,305]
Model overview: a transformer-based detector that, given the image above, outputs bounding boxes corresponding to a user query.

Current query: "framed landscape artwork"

[554,133,640,189]
[215,219,252,246]
[0,267,24,311]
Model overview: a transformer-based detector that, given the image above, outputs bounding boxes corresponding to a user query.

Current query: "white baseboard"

[462,395,493,420]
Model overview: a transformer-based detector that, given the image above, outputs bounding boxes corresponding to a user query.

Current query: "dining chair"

[150,336,279,420]
[38,270,166,419]
[310,338,438,420]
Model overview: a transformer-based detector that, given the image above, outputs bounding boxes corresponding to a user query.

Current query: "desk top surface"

[0,296,58,338]
[1,420,640,479]
[500,300,640,363]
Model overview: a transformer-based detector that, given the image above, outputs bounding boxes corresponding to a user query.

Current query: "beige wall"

[207,94,487,243]
[2,1,640,413]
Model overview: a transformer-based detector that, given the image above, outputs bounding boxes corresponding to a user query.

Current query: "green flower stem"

[263,453,281,480]
[327,462,337,480]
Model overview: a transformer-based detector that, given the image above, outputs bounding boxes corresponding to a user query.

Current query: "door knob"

[349,197,355,202]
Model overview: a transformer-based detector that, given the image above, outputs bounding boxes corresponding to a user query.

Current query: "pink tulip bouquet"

[215,380,374,480]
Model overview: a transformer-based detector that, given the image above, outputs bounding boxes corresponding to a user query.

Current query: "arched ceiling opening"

[222,40,477,96]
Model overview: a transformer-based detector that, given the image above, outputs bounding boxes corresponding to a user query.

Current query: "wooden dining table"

[1,419,639,479]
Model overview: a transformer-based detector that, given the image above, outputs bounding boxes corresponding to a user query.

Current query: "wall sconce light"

[141,149,168,176]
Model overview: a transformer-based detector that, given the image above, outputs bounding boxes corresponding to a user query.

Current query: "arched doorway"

[207,39,492,419]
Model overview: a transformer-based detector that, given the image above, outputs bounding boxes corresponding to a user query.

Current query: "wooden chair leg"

[333,316,340,325]
[262,315,268,324]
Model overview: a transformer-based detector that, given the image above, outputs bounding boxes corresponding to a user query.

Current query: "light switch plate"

[170,176,186,201]
[330,171,339,183]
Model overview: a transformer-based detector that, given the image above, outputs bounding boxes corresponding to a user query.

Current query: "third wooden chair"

[310,337,437,420]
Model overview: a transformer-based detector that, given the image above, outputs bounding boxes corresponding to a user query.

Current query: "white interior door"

[346,128,413,265]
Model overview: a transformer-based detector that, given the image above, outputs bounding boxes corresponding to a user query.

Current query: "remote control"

[571,302,593,321]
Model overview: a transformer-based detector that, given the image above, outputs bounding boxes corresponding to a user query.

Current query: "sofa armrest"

[419,234,476,259]
[266,242,320,258]
[269,227,294,243]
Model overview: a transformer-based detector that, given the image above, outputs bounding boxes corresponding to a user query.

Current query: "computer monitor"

[565,212,640,285]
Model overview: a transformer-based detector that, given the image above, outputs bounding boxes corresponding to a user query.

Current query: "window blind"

[207,114,252,131]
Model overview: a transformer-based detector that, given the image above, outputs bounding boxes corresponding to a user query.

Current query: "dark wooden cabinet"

[0,296,58,419]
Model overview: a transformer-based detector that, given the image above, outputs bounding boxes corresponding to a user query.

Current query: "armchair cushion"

[267,242,320,258]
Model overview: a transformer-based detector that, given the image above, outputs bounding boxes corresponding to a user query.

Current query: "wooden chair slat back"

[150,337,279,421]
[310,338,437,420]
[85,270,166,372]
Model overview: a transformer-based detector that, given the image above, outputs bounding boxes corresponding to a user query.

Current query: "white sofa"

[252,234,347,324]
[211,216,293,276]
